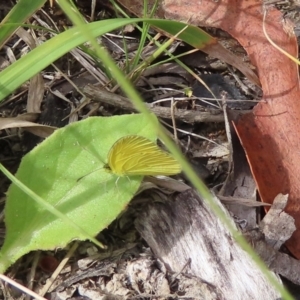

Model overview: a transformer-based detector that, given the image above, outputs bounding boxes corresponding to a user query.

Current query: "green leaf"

[0,113,157,272]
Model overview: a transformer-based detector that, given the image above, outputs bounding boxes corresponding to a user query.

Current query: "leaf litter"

[2,0,300,299]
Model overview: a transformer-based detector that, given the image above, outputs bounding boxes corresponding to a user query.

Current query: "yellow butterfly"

[103,135,181,176]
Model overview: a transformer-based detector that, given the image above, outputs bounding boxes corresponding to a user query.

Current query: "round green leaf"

[0,113,157,271]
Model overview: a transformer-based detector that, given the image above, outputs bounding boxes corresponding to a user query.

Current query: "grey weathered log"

[135,189,281,299]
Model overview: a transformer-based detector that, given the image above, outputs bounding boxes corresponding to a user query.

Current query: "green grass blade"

[0,18,214,101]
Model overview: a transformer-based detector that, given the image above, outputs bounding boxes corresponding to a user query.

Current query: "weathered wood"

[135,189,281,299]
[83,84,226,123]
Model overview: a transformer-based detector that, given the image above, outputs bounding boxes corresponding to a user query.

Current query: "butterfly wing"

[107,135,181,176]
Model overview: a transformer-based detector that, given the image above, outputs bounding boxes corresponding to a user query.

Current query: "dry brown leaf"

[0,114,56,138]
[15,27,45,113]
